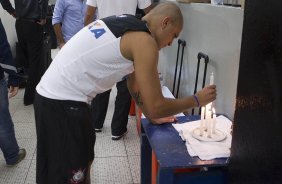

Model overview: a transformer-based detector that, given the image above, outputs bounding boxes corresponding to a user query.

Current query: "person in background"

[0,0,26,166]
[34,2,216,183]
[84,0,153,140]
[14,0,48,106]
[52,0,87,49]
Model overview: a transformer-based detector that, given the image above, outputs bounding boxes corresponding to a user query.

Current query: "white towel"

[172,115,232,160]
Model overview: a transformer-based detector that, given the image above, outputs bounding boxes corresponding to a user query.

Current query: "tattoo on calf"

[132,91,143,106]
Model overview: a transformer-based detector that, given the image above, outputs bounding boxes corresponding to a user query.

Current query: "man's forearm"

[143,4,153,14]
[53,23,65,46]
[84,6,96,26]
[84,14,93,26]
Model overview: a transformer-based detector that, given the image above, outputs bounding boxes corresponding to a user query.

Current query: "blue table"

[140,115,229,184]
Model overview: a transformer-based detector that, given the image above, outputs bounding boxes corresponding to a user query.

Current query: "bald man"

[34,2,216,183]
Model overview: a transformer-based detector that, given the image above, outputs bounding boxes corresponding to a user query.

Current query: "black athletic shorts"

[34,93,95,184]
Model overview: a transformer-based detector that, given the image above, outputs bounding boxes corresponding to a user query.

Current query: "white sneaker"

[95,128,102,132]
[111,130,128,140]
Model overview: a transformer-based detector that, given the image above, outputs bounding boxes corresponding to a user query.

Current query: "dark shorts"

[34,93,95,184]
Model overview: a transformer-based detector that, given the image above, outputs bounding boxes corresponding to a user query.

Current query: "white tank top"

[36,20,134,104]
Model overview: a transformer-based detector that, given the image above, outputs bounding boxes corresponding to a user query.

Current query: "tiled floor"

[0,50,141,184]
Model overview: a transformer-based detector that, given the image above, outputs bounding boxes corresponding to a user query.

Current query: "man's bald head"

[149,2,183,28]
[142,2,183,49]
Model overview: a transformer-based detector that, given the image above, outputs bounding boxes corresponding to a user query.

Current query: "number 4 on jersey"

[90,28,106,39]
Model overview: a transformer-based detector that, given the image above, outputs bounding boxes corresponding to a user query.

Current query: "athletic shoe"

[95,128,102,132]
[7,148,26,166]
[111,130,128,140]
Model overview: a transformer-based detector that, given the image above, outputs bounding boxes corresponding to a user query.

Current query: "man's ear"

[161,16,170,30]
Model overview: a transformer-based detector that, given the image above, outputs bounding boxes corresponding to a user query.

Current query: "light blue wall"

[158,1,244,119]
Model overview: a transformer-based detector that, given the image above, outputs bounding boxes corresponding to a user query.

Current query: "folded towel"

[172,115,232,160]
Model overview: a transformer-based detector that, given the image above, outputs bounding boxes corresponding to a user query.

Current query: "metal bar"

[176,40,186,98]
[200,53,209,89]
[192,52,209,115]
[172,39,182,96]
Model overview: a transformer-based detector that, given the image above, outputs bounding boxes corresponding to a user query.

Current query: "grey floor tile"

[15,123,37,139]
[16,103,34,112]
[0,159,31,184]
[12,109,35,123]
[13,89,25,99]
[9,98,22,116]
[128,156,140,184]
[103,111,114,123]
[95,135,127,157]
[124,118,140,156]
[127,117,139,136]
[94,121,112,137]
[24,159,36,184]
[124,135,140,156]
[104,87,117,122]
[91,157,133,184]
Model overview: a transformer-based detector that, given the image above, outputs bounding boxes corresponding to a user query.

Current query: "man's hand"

[10,11,16,18]
[37,19,46,26]
[59,42,65,49]
[150,116,177,125]
[8,86,19,98]
[195,85,216,106]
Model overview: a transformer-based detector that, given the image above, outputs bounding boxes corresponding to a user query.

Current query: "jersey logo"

[88,21,106,39]
[90,28,106,39]
[70,168,85,184]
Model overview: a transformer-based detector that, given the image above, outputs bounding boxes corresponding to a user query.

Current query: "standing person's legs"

[111,80,131,139]
[16,20,44,105]
[0,79,20,165]
[0,20,25,165]
[34,93,95,184]
[90,89,111,131]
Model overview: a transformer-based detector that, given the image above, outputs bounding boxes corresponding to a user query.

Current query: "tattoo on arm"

[132,91,143,106]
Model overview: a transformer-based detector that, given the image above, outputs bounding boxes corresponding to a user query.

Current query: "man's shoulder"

[123,31,155,45]
[121,31,158,58]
